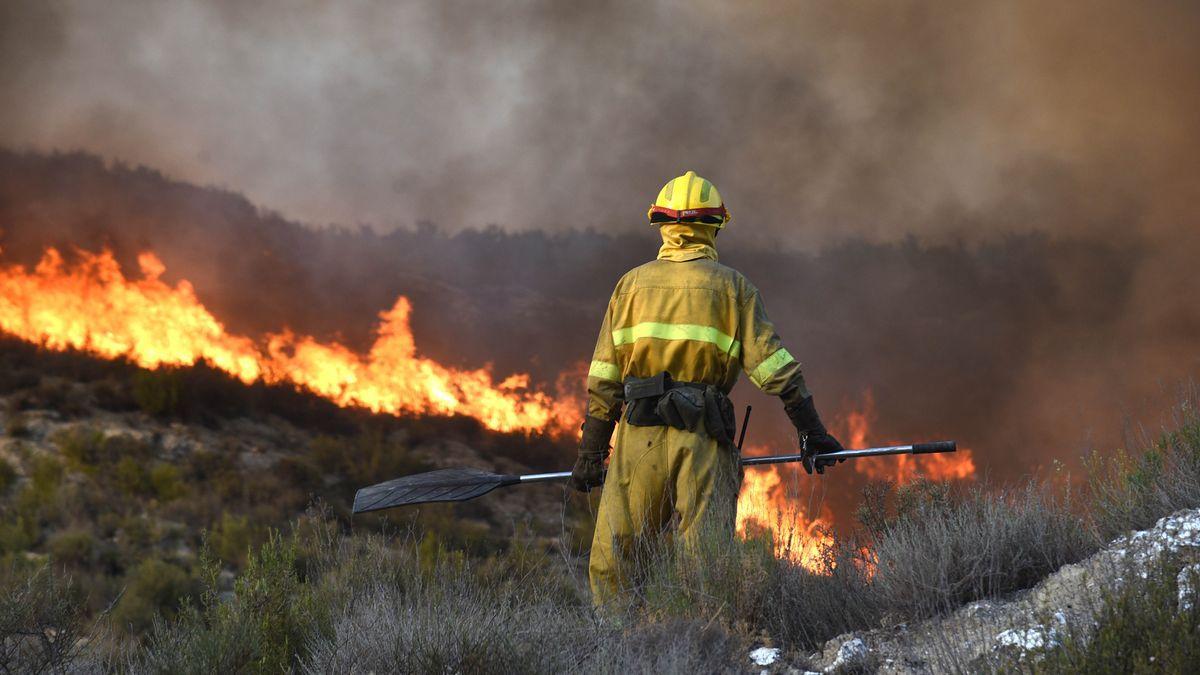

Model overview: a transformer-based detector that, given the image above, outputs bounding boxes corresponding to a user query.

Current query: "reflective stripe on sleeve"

[749,348,795,387]
[588,360,622,382]
[611,322,741,357]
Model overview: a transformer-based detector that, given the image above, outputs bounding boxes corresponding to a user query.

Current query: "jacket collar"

[657,222,718,262]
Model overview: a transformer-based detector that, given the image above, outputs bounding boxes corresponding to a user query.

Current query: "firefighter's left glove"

[784,395,845,475]
[569,415,617,492]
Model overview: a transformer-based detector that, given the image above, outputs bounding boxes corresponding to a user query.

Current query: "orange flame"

[0,247,578,434]
[835,391,976,483]
[736,454,834,573]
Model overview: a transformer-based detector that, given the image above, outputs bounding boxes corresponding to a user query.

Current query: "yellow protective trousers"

[588,421,741,610]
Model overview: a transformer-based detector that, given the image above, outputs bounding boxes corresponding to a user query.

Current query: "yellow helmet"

[647,170,731,228]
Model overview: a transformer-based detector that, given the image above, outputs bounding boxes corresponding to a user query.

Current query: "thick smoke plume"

[1,1,1197,246]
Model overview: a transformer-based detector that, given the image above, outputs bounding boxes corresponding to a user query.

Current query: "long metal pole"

[514,441,955,483]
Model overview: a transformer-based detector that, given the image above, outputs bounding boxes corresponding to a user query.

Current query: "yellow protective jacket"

[585,223,809,421]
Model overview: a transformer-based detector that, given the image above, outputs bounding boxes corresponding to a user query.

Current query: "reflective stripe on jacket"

[586,256,808,421]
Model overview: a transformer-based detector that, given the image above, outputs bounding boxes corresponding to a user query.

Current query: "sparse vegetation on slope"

[2,343,1200,671]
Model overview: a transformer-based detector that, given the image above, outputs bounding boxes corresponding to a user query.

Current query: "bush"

[212,514,260,568]
[47,529,97,568]
[132,532,313,673]
[310,428,427,489]
[761,540,882,649]
[860,478,1094,621]
[10,377,90,417]
[111,558,196,635]
[1087,410,1200,541]
[56,426,107,473]
[0,517,37,554]
[0,564,88,673]
[132,370,182,417]
[28,454,63,497]
[149,463,186,502]
[636,523,778,629]
[115,456,151,496]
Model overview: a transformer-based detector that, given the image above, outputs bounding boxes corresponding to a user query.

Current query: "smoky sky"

[2,0,1198,248]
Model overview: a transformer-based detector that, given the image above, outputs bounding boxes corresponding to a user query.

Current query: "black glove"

[568,415,617,492]
[784,395,845,475]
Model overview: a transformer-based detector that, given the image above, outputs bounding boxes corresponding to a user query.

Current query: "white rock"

[1177,563,1200,613]
[824,638,868,673]
[749,646,780,666]
[995,626,1056,652]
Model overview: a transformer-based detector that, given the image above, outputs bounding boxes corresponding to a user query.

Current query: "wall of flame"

[0,247,579,434]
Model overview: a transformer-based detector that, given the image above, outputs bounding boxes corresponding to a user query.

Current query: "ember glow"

[0,247,576,434]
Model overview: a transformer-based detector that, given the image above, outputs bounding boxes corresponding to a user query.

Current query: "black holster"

[622,372,736,446]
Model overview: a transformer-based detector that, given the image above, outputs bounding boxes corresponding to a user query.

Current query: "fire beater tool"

[351,434,958,514]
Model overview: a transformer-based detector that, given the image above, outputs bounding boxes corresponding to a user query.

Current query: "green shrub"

[0,564,88,672]
[119,515,157,552]
[111,558,196,635]
[12,455,65,525]
[56,426,107,473]
[133,533,314,673]
[0,516,38,554]
[132,369,182,417]
[150,463,186,502]
[47,529,96,567]
[1087,411,1200,541]
[275,456,322,494]
[115,456,151,496]
[310,428,427,488]
[233,532,311,671]
[29,454,63,496]
[212,513,260,568]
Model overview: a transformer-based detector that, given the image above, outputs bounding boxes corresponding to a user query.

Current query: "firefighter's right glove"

[784,395,845,474]
[569,415,617,492]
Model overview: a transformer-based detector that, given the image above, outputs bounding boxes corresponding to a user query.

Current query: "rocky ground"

[745,507,1200,673]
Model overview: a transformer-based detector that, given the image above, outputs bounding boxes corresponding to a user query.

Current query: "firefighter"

[569,170,844,609]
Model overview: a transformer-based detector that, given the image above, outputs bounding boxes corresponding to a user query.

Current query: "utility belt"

[622,372,737,446]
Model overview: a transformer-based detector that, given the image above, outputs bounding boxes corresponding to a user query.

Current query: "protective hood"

[657,222,718,262]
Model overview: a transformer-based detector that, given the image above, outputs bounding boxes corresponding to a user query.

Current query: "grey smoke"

[1,0,1197,248]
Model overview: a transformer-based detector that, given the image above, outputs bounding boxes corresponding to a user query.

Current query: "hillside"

[2,338,1199,671]
[0,339,582,635]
